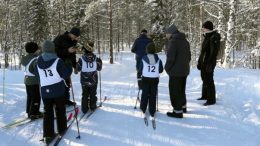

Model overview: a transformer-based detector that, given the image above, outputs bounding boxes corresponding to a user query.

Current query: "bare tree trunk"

[96,16,100,55]
[223,0,236,68]
[121,21,124,51]
[109,0,113,64]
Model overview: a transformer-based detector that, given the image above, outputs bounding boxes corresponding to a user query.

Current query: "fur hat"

[165,24,178,34]
[146,42,156,54]
[25,42,39,53]
[42,40,55,53]
[202,21,213,30]
[83,40,94,53]
[70,27,80,37]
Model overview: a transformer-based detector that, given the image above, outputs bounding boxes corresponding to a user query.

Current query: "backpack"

[211,32,224,61]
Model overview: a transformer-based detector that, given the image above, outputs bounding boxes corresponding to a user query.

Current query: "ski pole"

[70,80,81,139]
[134,89,140,109]
[156,89,159,112]
[98,71,102,107]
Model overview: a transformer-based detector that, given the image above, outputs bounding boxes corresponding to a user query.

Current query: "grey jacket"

[165,32,191,77]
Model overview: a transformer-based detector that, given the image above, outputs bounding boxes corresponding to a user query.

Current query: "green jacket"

[21,53,39,85]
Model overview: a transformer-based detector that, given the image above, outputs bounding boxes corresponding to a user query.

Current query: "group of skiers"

[131,21,220,119]
[20,20,220,144]
[21,27,102,144]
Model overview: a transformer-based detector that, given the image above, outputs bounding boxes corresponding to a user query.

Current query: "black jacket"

[53,31,77,69]
[165,32,191,77]
[198,30,221,70]
[76,53,102,87]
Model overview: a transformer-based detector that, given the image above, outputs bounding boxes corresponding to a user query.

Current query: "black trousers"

[42,96,67,138]
[201,69,216,103]
[140,78,158,117]
[25,85,41,116]
[81,85,97,113]
[169,76,187,112]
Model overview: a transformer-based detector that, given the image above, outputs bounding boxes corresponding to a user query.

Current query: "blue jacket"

[34,55,70,99]
[131,34,153,61]
[138,54,163,80]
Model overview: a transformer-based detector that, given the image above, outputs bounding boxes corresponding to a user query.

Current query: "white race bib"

[37,58,62,87]
[81,57,97,72]
[142,59,160,78]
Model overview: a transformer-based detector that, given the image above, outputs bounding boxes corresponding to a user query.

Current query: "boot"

[167,111,183,118]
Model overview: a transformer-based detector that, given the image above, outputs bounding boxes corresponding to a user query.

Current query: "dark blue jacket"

[138,54,163,80]
[131,34,153,61]
[34,56,70,99]
[76,53,102,87]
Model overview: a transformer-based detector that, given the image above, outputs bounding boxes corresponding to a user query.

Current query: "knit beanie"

[202,21,213,30]
[165,24,179,34]
[25,42,39,53]
[42,40,55,53]
[146,42,156,54]
[70,27,80,37]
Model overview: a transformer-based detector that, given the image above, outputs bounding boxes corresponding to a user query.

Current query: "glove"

[65,78,72,88]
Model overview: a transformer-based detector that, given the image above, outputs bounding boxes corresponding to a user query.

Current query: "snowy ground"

[0,51,259,146]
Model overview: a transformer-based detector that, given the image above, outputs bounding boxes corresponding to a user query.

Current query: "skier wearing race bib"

[138,42,163,119]
[21,42,43,119]
[76,41,102,113]
[34,40,70,144]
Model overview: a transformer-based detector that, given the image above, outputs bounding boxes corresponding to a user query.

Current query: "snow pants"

[25,85,41,117]
[140,78,159,117]
[42,96,67,138]
[81,84,98,113]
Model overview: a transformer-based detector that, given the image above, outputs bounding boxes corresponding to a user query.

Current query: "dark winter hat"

[202,21,213,30]
[83,40,94,52]
[42,40,55,53]
[25,42,39,53]
[165,24,178,34]
[141,29,148,33]
[146,42,156,54]
[70,27,80,37]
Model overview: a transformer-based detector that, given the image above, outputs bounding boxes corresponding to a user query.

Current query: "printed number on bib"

[43,69,53,77]
[148,65,156,72]
[86,62,94,68]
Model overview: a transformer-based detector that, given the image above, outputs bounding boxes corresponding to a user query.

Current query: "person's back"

[165,24,191,118]
[21,42,42,119]
[165,31,191,77]
[132,33,153,61]
[35,40,70,144]
[131,29,153,90]
[76,41,102,113]
[138,42,163,119]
